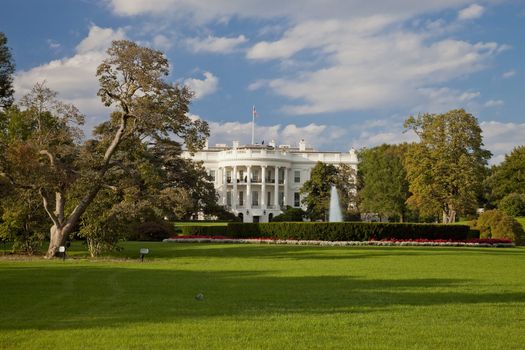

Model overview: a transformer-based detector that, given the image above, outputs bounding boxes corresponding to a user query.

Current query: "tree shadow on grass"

[1,264,524,331]
[145,243,525,261]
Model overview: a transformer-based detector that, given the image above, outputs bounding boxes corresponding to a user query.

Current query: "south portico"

[218,160,292,223]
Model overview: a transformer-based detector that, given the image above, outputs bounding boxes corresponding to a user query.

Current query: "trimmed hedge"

[178,222,477,241]
[180,225,229,237]
[226,222,476,241]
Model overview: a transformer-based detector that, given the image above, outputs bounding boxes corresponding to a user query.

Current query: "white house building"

[183,139,358,223]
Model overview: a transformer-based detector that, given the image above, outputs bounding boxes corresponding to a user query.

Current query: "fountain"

[329,184,343,222]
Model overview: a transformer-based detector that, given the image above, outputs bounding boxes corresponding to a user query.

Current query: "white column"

[232,165,237,209]
[283,167,288,207]
[261,166,267,209]
[222,167,227,206]
[247,165,252,209]
[274,166,280,210]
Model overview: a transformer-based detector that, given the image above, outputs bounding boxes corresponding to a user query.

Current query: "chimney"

[233,140,240,149]
[269,139,276,148]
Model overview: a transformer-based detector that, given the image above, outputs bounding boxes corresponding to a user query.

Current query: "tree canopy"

[486,146,525,202]
[403,109,491,223]
[0,32,15,109]
[0,40,210,257]
[358,144,410,222]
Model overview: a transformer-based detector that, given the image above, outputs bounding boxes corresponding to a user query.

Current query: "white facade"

[183,139,358,223]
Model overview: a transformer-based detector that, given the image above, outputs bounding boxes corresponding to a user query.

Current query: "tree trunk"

[442,209,456,224]
[45,224,73,259]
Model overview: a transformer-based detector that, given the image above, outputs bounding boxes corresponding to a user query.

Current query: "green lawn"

[1,242,524,349]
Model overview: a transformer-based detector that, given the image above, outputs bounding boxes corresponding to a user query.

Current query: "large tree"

[404,109,491,223]
[0,40,209,258]
[0,32,15,109]
[358,144,410,222]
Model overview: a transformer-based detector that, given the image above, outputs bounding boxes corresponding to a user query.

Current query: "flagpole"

[251,105,255,145]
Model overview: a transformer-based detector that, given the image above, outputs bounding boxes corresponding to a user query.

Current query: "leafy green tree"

[473,209,524,244]
[486,146,525,203]
[0,189,48,254]
[404,109,491,223]
[300,162,356,221]
[358,144,410,222]
[300,162,338,221]
[498,193,525,217]
[0,32,15,109]
[0,40,209,258]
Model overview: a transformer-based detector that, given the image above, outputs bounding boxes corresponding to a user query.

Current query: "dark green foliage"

[498,193,525,217]
[473,209,524,244]
[226,222,472,241]
[358,144,410,222]
[180,225,229,236]
[272,206,306,222]
[0,190,48,255]
[487,146,525,202]
[133,221,175,241]
[0,32,15,109]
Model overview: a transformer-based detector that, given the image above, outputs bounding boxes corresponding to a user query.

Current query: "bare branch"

[39,188,60,227]
[39,150,56,167]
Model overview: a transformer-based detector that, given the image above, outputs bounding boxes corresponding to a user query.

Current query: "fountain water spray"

[329,184,343,222]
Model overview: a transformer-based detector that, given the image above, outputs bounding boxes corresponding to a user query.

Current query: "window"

[226,170,231,183]
[294,170,300,183]
[294,192,300,207]
[239,191,244,206]
[252,169,260,182]
[209,169,216,182]
[226,191,232,206]
[267,192,272,206]
[252,191,259,206]
[239,170,244,182]
[279,192,284,206]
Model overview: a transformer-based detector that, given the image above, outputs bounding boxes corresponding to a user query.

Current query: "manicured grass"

[1,242,524,349]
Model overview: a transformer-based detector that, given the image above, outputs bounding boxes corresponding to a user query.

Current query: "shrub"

[272,206,306,222]
[134,221,175,241]
[226,222,472,241]
[498,193,525,217]
[180,225,229,237]
[473,209,524,245]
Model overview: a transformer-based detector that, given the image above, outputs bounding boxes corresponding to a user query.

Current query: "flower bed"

[164,236,514,247]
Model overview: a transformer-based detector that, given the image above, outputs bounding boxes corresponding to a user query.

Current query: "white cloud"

[249,20,502,114]
[14,25,126,126]
[76,25,126,54]
[47,39,61,50]
[186,35,247,54]
[108,0,479,23]
[184,71,219,99]
[502,70,516,78]
[153,34,173,50]
[484,99,504,107]
[481,121,525,164]
[458,4,485,21]
[198,118,347,149]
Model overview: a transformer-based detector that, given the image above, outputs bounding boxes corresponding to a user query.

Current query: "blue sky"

[1,0,524,163]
